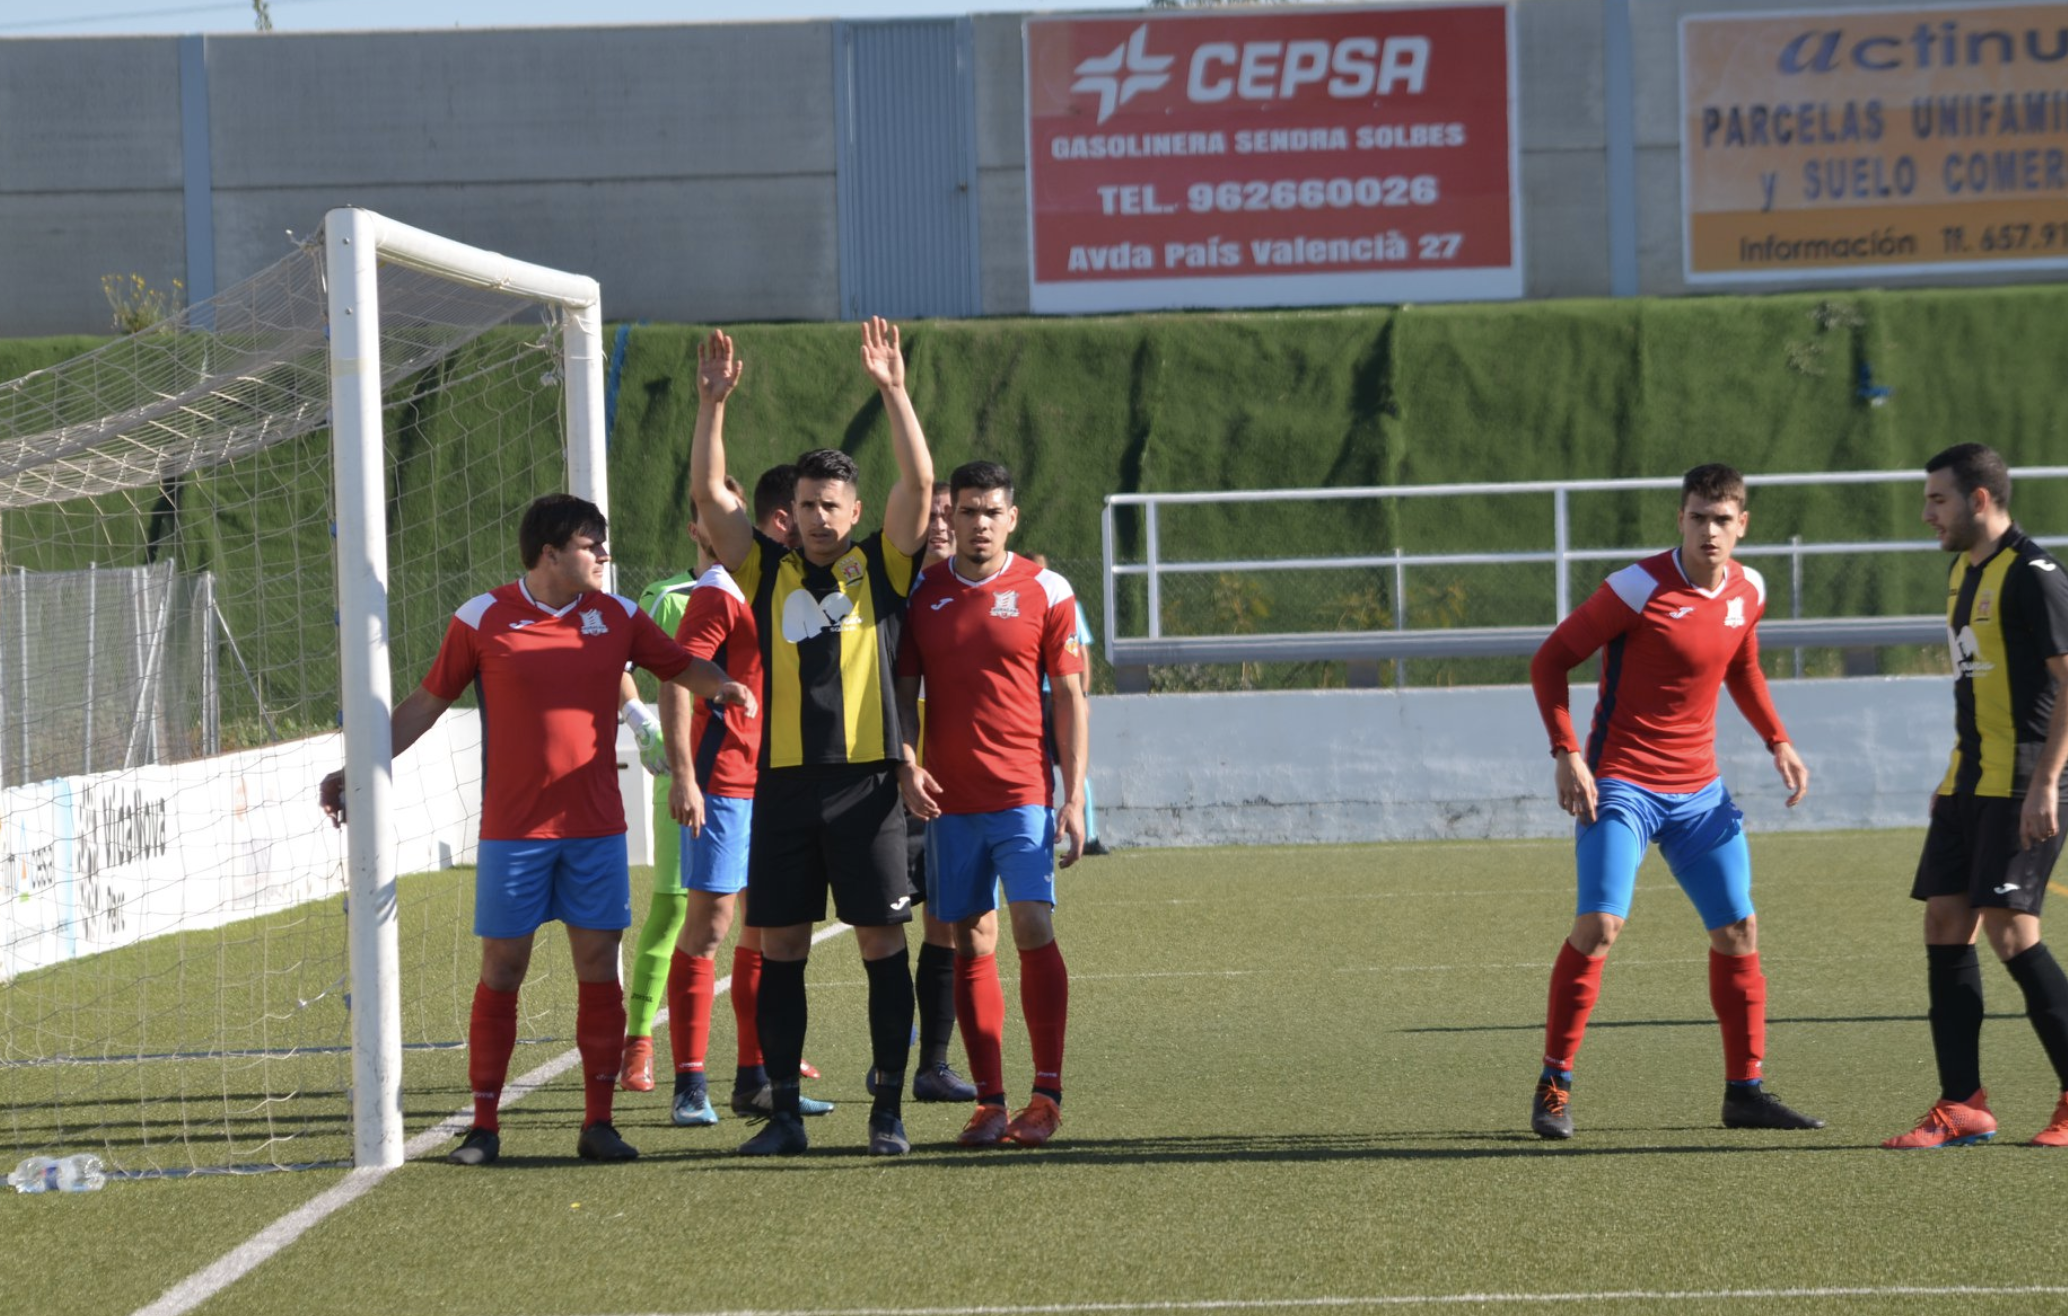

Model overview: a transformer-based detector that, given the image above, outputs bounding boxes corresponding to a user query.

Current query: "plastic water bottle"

[7,1154,106,1193]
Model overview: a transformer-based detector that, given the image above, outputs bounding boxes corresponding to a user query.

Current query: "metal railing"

[1099,467,2068,674]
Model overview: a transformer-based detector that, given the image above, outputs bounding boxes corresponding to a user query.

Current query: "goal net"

[0,209,606,1174]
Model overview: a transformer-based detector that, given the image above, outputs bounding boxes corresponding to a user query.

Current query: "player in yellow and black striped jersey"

[685,319,935,1159]
[1886,444,2068,1150]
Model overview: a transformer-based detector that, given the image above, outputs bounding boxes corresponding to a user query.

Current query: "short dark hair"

[753,464,798,523]
[1926,443,2011,509]
[949,460,1015,504]
[795,448,859,488]
[1680,463,1746,510]
[519,494,606,569]
[692,475,745,525]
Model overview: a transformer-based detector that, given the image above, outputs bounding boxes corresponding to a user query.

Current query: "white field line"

[133,922,855,1316]
[573,1286,2068,1316]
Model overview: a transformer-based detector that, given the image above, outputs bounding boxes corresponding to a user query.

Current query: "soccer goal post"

[0,208,605,1177]
[327,209,605,1168]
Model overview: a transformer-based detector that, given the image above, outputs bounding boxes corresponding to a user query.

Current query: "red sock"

[1709,949,1767,1082]
[1543,941,1607,1073]
[954,952,1008,1101]
[668,951,716,1075]
[576,980,626,1127]
[468,982,520,1133]
[731,946,764,1067]
[1018,940,1069,1099]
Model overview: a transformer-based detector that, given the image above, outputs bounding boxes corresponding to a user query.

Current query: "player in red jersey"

[896,459,1087,1148]
[320,494,754,1166]
[1527,464,1821,1140]
[886,479,983,1106]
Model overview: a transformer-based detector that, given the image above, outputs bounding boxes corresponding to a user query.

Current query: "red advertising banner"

[1023,4,1520,314]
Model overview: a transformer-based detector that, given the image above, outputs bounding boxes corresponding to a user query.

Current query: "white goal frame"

[325,208,606,1169]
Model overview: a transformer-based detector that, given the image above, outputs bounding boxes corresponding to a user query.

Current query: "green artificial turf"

[8,832,2068,1315]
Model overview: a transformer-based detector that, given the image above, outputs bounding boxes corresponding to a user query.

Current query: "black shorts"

[747,765,914,929]
[1912,792,2064,915]
[905,812,928,903]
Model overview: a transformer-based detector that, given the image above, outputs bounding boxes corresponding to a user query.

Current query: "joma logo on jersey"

[1723,598,1746,628]
[578,608,609,636]
[990,590,1021,619]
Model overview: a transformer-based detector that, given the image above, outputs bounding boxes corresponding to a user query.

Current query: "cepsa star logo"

[1073,25,1173,125]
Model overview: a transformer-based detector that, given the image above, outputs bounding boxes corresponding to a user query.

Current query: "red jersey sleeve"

[422,615,481,702]
[675,585,733,661]
[628,605,692,682]
[1531,582,1638,757]
[1723,607,1789,748]
[1044,592,1086,681]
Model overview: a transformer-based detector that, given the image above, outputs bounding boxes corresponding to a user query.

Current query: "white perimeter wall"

[1,711,482,982]
[1088,676,1949,848]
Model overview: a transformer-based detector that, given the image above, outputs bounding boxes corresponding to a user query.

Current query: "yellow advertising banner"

[1681,4,2068,281]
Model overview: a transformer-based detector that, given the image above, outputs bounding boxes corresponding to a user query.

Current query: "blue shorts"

[1574,777,1753,931]
[924,807,1056,925]
[683,794,751,895]
[475,834,632,938]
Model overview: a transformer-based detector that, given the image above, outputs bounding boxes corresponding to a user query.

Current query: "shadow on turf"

[1396,1012,2033,1035]
[519,1129,1873,1169]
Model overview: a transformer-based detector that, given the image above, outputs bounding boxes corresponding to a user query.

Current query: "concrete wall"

[2,3,2061,336]
[1087,675,1947,848]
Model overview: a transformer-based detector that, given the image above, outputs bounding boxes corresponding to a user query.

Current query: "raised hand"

[859,315,904,392]
[697,329,743,403]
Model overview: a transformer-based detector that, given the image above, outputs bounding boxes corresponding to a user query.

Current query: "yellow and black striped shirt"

[734,528,916,770]
[1940,525,2068,798]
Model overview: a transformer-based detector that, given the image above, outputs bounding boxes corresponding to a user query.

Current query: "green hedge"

[5,284,2066,714]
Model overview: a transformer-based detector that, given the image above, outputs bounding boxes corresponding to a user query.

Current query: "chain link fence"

[0,564,227,788]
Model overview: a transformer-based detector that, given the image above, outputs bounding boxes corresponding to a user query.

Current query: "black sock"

[735,1063,768,1092]
[1927,943,1986,1101]
[756,957,808,1115]
[674,1069,708,1103]
[2005,942,2068,1091]
[915,940,957,1070]
[863,947,915,1117]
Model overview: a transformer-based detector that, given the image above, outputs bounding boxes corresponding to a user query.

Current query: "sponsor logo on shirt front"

[781,588,858,643]
[1950,624,1996,679]
[990,589,1020,619]
[1723,598,1745,629]
[578,608,609,637]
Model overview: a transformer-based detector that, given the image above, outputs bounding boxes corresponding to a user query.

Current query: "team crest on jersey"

[578,608,609,636]
[1064,635,1081,657]
[1722,598,1745,629]
[1976,590,1994,622]
[990,590,1020,618]
[837,554,867,585]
